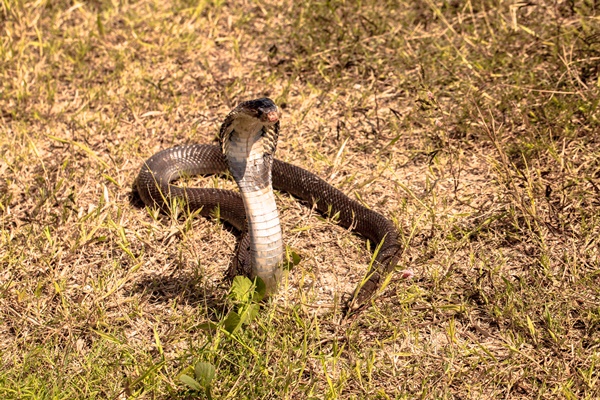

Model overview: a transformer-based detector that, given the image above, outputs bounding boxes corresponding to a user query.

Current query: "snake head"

[219,97,281,157]
[239,97,281,125]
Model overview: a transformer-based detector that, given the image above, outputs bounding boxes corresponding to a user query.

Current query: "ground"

[1,0,599,398]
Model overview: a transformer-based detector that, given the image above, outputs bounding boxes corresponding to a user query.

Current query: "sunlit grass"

[0,0,599,398]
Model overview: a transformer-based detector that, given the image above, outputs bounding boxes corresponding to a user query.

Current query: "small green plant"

[179,277,265,396]
[221,276,266,334]
[179,361,216,400]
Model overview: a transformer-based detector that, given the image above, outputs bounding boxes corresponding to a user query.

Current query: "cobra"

[135,98,402,311]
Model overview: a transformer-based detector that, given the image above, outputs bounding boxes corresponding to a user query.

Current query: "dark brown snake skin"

[136,116,402,312]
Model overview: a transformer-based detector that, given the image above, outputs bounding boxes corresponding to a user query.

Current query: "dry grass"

[1,0,599,398]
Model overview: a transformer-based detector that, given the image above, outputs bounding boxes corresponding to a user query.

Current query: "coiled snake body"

[136,98,401,310]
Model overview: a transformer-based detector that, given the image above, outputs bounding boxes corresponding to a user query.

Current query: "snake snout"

[256,106,280,124]
[263,110,280,123]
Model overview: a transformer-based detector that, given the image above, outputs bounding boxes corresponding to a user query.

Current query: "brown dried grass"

[1,0,599,398]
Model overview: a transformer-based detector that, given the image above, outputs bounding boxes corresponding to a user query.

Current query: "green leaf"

[253,276,266,301]
[179,374,203,391]
[244,303,260,324]
[194,362,216,388]
[223,311,241,334]
[198,321,218,333]
[231,276,253,302]
[291,250,302,265]
[284,246,302,271]
[96,14,105,37]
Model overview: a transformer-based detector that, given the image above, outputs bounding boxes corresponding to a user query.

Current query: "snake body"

[136,98,401,310]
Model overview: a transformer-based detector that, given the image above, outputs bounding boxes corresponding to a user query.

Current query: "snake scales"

[135,98,401,311]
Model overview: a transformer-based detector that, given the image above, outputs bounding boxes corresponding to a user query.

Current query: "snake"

[135,98,402,311]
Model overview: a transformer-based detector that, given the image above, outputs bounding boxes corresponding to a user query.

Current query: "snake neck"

[226,128,284,294]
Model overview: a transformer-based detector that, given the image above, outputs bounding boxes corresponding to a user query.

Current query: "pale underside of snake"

[135,98,402,312]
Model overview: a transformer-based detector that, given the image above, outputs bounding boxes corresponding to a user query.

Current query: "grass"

[1,0,599,398]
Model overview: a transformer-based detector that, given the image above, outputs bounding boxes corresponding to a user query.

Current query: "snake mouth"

[263,110,280,124]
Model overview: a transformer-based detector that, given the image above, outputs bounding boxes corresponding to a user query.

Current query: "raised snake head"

[218,98,281,158]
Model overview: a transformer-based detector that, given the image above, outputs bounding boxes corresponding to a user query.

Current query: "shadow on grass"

[128,185,147,210]
[128,184,235,318]
[132,271,232,320]
[129,183,246,319]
